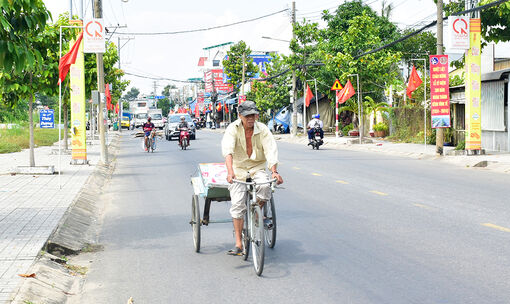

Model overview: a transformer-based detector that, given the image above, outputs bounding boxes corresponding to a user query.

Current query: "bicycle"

[145,129,156,153]
[233,178,277,276]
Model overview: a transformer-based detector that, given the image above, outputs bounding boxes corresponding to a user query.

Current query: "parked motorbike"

[309,126,323,150]
[178,127,190,150]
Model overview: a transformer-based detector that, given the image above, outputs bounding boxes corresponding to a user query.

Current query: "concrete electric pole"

[290,1,297,136]
[435,0,444,156]
[94,0,108,164]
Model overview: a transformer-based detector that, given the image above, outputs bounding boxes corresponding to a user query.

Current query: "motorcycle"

[309,126,323,150]
[178,127,190,150]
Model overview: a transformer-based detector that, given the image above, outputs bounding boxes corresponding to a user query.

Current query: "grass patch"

[0,125,65,154]
[65,264,88,276]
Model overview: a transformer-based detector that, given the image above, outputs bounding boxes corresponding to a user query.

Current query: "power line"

[113,9,289,36]
[124,71,203,83]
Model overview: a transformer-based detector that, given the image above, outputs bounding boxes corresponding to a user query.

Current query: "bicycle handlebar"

[232,178,277,186]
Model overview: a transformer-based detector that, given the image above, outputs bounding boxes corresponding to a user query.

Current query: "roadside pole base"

[50,148,71,155]
[466,149,485,156]
[14,165,55,175]
[70,159,89,165]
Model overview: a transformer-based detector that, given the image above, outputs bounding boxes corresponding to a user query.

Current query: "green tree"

[222,41,258,92]
[162,84,177,97]
[157,97,172,116]
[248,54,291,115]
[0,0,50,73]
[124,87,140,100]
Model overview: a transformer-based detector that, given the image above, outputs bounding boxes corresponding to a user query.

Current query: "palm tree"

[339,98,360,130]
[363,96,389,131]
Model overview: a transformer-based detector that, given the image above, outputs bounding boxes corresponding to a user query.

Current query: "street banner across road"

[429,55,450,128]
[465,18,482,150]
[70,36,87,162]
[39,109,54,129]
[83,19,105,53]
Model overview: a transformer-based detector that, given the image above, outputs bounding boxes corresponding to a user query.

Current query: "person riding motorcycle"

[177,116,190,146]
[307,114,324,144]
[143,117,155,151]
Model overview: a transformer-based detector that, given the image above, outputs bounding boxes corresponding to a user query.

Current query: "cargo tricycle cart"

[190,163,277,276]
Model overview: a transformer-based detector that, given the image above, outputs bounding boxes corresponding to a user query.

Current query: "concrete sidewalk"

[0,132,118,303]
[203,128,510,174]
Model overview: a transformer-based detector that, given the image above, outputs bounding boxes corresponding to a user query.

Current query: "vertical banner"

[465,18,482,150]
[70,33,87,162]
[429,55,450,128]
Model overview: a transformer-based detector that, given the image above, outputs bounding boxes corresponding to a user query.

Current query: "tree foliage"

[0,0,51,73]
[222,41,258,92]
[248,54,291,113]
[124,87,140,100]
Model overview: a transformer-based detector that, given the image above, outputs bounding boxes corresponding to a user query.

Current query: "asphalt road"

[71,129,510,304]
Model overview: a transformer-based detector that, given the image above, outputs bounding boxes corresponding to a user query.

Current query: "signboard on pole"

[83,19,105,53]
[40,109,54,128]
[429,55,450,128]
[331,79,343,91]
[205,69,233,93]
[448,16,470,50]
[70,36,87,162]
[465,18,482,150]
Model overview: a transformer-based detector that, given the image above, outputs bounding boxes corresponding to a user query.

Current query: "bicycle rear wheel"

[191,195,201,252]
[264,196,277,248]
[251,205,265,276]
[242,211,250,261]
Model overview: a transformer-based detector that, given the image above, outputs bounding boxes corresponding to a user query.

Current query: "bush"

[373,122,388,132]
[342,123,354,134]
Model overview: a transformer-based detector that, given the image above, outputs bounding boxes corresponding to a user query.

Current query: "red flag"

[105,84,112,110]
[225,103,229,113]
[58,32,84,85]
[305,85,314,107]
[195,104,200,117]
[406,65,423,99]
[115,103,119,114]
[217,102,222,111]
[337,80,355,104]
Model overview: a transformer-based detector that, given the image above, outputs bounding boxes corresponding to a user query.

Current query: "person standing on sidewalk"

[221,100,283,255]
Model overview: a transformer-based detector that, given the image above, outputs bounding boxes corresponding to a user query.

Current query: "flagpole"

[411,58,427,152]
[59,26,62,190]
[303,82,307,135]
[314,79,318,114]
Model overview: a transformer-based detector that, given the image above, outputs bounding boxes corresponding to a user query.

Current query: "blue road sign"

[40,109,55,129]
[155,95,166,99]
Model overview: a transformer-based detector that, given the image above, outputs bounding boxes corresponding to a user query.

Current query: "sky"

[43,0,508,95]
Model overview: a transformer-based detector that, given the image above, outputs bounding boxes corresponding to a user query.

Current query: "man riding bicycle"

[221,101,283,256]
[143,117,155,151]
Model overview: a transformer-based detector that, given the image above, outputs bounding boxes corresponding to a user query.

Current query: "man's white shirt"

[307,118,323,129]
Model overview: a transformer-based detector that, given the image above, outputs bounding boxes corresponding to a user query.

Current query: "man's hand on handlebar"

[271,172,283,185]
[227,172,236,184]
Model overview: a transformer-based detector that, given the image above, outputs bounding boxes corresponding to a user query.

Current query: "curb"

[10,134,121,304]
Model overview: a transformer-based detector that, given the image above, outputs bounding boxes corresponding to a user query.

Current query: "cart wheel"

[191,195,201,252]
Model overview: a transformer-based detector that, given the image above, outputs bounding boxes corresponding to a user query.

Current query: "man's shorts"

[228,170,271,219]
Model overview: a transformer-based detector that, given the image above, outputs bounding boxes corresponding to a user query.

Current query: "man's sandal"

[227,246,243,256]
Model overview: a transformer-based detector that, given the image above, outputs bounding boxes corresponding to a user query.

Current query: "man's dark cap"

[238,100,259,116]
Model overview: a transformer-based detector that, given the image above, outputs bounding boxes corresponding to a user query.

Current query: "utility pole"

[435,0,444,156]
[241,53,246,96]
[290,1,297,136]
[94,0,108,164]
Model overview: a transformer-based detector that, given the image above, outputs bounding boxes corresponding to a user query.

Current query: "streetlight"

[261,36,291,43]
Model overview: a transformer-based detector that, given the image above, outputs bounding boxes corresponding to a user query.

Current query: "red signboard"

[204,69,232,93]
[429,55,450,128]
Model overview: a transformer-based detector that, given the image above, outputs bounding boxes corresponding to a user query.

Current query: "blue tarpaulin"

[268,106,291,133]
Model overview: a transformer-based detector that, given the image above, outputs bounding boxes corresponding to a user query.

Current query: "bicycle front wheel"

[251,205,265,276]
[264,196,277,248]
